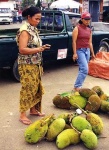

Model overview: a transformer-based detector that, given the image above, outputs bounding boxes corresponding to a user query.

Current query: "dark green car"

[0,10,109,81]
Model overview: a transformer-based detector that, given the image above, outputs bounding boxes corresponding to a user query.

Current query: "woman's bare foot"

[19,112,32,125]
[30,111,45,116]
[30,107,45,117]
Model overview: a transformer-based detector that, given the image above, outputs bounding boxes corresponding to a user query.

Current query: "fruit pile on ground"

[24,111,104,149]
[52,86,109,113]
[24,85,108,149]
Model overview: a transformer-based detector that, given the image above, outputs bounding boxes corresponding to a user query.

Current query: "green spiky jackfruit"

[71,116,92,132]
[46,118,65,141]
[86,113,104,135]
[100,100,109,112]
[56,129,80,149]
[69,95,87,109]
[79,88,97,99]
[24,115,54,143]
[52,92,72,109]
[80,129,98,149]
[85,94,101,112]
[92,86,104,96]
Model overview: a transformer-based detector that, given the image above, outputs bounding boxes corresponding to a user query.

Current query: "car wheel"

[99,41,109,52]
[12,59,20,82]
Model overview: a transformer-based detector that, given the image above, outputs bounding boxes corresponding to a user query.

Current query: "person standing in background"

[18,9,22,23]
[16,6,51,125]
[12,8,18,23]
[72,12,95,92]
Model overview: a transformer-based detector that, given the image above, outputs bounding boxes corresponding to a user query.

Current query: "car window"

[68,15,80,27]
[54,15,63,26]
[39,12,64,32]
[41,15,53,26]
[0,8,11,13]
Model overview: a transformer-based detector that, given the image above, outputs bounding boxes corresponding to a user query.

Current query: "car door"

[38,11,69,63]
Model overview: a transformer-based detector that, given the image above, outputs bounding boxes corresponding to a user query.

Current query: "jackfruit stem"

[87,101,91,104]
[42,114,55,124]
[74,103,88,115]
[70,123,81,135]
[98,136,107,139]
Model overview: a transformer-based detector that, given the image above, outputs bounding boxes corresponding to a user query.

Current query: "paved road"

[0,23,109,150]
[0,21,24,30]
[0,60,109,150]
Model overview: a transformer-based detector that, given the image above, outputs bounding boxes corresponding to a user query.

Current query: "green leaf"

[60,92,73,98]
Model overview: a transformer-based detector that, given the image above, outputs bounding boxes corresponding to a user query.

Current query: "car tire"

[12,59,20,82]
[99,41,109,52]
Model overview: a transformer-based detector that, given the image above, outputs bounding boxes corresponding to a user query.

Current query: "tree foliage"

[36,0,41,8]
[22,0,35,9]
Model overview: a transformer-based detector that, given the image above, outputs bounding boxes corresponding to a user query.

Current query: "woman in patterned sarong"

[16,6,51,125]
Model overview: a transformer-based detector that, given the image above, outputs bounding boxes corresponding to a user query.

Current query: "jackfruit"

[85,94,101,112]
[71,116,92,132]
[46,118,65,141]
[57,112,74,124]
[79,88,97,99]
[80,129,98,149]
[74,91,80,95]
[92,86,104,96]
[56,129,80,149]
[100,100,109,112]
[52,92,72,109]
[100,93,108,101]
[24,114,54,143]
[69,95,87,109]
[86,113,104,135]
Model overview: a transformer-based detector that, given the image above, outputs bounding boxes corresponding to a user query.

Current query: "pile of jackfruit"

[24,111,104,149]
[53,85,109,113]
[24,86,107,149]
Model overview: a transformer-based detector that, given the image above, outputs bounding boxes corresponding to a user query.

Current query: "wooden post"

[99,0,103,21]
[79,0,83,14]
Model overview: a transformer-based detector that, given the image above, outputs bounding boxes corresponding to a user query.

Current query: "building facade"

[75,0,103,22]
[1,0,104,21]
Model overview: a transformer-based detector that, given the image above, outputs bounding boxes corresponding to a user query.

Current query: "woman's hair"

[78,19,91,28]
[22,6,41,18]
[78,19,83,24]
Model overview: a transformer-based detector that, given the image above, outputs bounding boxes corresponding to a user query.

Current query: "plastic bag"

[88,52,109,80]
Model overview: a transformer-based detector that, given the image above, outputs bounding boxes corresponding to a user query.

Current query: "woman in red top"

[72,12,95,91]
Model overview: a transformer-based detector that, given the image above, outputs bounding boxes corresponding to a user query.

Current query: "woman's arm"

[89,32,95,58]
[19,31,49,55]
[72,26,78,61]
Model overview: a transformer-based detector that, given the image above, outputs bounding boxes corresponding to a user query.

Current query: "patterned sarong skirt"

[18,64,44,113]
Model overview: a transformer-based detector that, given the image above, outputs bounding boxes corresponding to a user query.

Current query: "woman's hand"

[73,53,78,61]
[42,44,51,50]
[91,53,95,59]
[38,44,51,52]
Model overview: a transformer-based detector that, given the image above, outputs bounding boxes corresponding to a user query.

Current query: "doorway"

[89,1,99,22]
